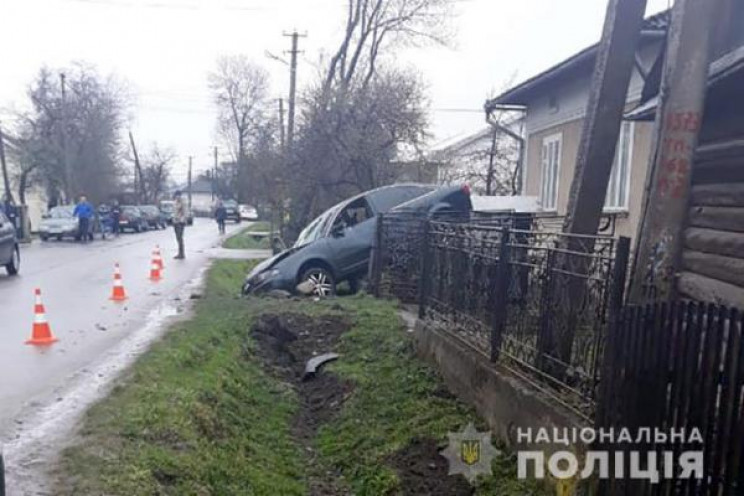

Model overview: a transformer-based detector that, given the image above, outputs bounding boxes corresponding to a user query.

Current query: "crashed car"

[242,184,472,297]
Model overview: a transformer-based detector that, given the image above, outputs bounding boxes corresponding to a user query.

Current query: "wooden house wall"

[680,68,744,306]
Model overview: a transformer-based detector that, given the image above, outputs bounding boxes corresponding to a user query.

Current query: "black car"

[0,210,20,275]
[223,200,241,223]
[242,184,471,297]
[138,205,167,229]
[119,206,149,233]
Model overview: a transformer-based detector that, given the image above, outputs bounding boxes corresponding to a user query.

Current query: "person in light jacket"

[172,191,187,259]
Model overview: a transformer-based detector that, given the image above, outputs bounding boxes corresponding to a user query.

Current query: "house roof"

[485,10,670,110]
[183,177,213,194]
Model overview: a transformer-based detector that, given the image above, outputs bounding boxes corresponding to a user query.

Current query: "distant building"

[181,177,214,216]
[2,133,47,233]
[430,120,523,195]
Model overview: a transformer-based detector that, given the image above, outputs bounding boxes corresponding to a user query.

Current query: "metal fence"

[417,220,629,419]
[598,301,744,496]
[369,210,532,302]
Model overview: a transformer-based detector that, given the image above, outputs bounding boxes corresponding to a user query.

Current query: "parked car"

[0,210,20,275]
[223,199,241,223]
[138,205,167,229]
[239,204,259,221]
[159,200,194,226]
[39,206,78,241]
[242,184,472,297]
[119,206,148,233]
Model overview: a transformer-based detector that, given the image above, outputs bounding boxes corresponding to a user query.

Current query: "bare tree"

[138,144,175,204]
[323,0,451,94]
[16,64,129,205]
[209,56,270,201]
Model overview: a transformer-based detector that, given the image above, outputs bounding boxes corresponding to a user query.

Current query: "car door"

[326,197,376,277]
[0,212,12,264]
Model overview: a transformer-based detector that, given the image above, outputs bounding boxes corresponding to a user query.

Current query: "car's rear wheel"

[6,246,20,276]
[299,267,335,297]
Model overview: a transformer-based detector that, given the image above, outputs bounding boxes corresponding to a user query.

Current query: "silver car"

[39,206,78,241]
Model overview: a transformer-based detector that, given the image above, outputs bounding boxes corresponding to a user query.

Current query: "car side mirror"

[331,224,345,237]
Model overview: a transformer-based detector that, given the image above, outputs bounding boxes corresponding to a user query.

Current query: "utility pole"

[562,0,648,242]
[629,0,721,302]
[277,98,286,151]
[60,72,72,203]
[0,124,14,205]
[128,131,143,203]
[213,146,218,200]
[187,156,193,212]
[541,0,648,370]
[283,30,306,150]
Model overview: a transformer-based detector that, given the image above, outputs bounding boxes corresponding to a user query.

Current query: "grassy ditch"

[222,221,273,250]
[57,260,544,495]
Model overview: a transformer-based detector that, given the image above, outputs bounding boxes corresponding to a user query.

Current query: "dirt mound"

[390,438,474,496]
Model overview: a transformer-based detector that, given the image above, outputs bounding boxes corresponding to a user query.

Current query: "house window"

[605,121,634,210]
[540,133,562,211]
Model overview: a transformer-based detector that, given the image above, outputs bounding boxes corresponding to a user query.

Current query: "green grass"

[58,261,544,495]
[316,296,545,495]
[222,222,274,249]
[58,260,305,495]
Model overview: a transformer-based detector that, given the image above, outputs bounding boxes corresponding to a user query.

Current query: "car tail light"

[461,184,471,196]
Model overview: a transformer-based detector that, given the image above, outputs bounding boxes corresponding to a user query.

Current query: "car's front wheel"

[6,246,20,275]
[299,266,335,297]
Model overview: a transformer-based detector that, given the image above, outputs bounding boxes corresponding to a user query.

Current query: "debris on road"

[302,353,340,381]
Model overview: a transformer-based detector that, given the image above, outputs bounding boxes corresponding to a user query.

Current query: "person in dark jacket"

[214,199,227,235]
[73,195,94,243]
[111,201,121,236]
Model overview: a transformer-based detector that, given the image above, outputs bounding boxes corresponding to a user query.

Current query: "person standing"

[214,198,227,235]
[111,201,121,237]
[73,194,94,243]
[172,190,187,259]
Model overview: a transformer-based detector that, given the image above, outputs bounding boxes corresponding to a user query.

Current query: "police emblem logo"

[441,423,500,483]
[461,439,481,465]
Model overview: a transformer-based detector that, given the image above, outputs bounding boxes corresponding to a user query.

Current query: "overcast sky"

[2,0,671,183]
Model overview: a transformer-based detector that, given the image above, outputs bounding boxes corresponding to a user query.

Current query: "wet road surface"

[0,219,247,437]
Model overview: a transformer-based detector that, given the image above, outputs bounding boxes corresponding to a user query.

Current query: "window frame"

[540,132,562,212]
[604,121,635,212]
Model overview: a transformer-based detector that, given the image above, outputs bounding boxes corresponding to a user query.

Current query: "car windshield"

[224,200,237,208]
[294,208,336,247]
[49,206,74,218]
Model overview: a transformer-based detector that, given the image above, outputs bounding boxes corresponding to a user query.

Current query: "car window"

[294,207,338,247]
[331,197,372,232]
[49,206,74,218]
[367,185,435,213]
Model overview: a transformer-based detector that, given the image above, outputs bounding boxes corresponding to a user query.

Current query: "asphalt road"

[0,218,246,437]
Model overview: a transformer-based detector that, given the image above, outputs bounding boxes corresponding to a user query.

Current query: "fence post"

[490,227,511,362]
[418,219,431,319]
[596,236,630,429]
[609,236,631,319]
[536,248,556,371]
[368,214,384,297]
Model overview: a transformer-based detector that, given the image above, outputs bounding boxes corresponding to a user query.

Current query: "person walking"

[172,190,187,259]
[214,199,227,235]
[73,194,94,243]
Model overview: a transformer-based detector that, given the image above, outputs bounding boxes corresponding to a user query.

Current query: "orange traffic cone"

[149,257,162,282]
[26,288,58,346]
[110,263,128,301]
[154,245,164,271]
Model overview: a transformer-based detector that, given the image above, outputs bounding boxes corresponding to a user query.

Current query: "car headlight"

[253,269,279,284]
